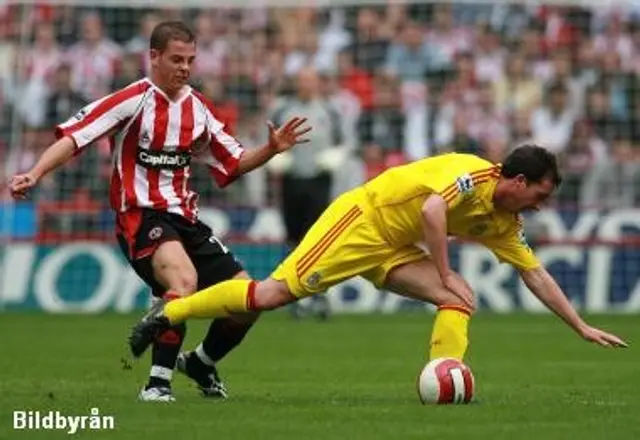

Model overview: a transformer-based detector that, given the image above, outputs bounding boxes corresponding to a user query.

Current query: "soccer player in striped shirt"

[129,145,627,374]
[9,21,312,402]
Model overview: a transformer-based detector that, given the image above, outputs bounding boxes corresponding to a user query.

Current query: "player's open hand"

[9,173,38,200]
[442,271,475,310]
[580,325,628,348]
[267,117,312,154]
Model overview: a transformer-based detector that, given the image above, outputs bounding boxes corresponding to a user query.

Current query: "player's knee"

[171,267,198,295]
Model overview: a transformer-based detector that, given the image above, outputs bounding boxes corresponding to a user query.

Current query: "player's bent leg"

[151,240,198,294]
[381,258,473,361]
[129,277,301,358]
[382,258,475,312]
[178,271,260,399]
[138,240,198,401]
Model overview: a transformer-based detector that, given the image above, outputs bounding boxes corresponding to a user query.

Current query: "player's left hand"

[580,325,628,348]
[267,117,312,153]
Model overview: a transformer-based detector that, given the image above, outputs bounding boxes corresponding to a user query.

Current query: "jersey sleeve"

[55,82,147,152]
[427,165,499,210]
[192,93,245,188]
[480,222,541,271]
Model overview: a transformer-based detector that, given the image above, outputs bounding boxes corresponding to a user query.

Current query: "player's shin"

[164,280,257,324]
[148,292,186,390]
[200,317,255,363]
[429,305,472,361]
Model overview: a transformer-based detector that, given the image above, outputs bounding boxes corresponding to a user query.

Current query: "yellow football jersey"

[363,153,540,271]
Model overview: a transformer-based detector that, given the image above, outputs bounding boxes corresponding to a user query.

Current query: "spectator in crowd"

[347,7,389,73]
[53,5,78,47]
[436,81,506,161]
[44,64,86,129]
[580,133,640,209]
[200,75,239,135]
[111,52,144,92]
[597,51,633,120]
[319,68,361,150]
[473,23,506,83]
[493,51,542,116]
[530,80,577,154]
[283,29,329,77]
[335,48,374,112]
[357,74,404,159]
[546,47,587,116]
[65,11,122,101]
[192,11,226,78]
[439,51,479,108]
[18,23,62,128]
[268,67,346,246]
[441,110,484,158]
[5,2,640,216]
[425,3,473,63]
[124,12,162,74]
[518,22,552,80]
[385,20,449,82]
[268,67,346,318]
[556,119,607,205]
[592,14,634,70]
[584,82,626,144]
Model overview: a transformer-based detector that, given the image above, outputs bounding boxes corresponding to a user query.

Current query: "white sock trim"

[195,344,216,367]
[150,365,173,381]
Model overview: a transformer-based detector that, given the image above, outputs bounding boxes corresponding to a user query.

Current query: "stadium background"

[0,0,639,314]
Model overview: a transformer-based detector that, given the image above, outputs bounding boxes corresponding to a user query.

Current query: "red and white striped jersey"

[55,78,245,222]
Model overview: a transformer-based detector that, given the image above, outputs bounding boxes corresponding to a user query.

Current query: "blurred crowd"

[1,2,640,209]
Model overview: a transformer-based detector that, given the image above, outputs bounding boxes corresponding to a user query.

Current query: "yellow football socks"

[164,279,254,324]
[429,306,471,361]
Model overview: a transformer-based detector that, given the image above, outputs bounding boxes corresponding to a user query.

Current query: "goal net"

[0,0,639,313]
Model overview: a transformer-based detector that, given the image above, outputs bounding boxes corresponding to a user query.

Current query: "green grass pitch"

[0,312,637,440]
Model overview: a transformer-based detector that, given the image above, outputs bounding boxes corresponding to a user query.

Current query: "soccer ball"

[417,358,475,404]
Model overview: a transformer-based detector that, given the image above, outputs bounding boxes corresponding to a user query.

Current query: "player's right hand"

[9,173,38,200]
[442,271,475,310]
[579,325,628,348]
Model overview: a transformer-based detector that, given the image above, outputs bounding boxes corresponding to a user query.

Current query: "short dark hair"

[149,21,195,51]
[501,144,562,187]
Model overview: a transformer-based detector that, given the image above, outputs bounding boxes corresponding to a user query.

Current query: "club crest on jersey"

[73,109,87,121]
[455,174,474,195]
[148,227,163,240]
[307,272,321,287]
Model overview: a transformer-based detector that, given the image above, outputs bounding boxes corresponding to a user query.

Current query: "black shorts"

[116,208,243,297]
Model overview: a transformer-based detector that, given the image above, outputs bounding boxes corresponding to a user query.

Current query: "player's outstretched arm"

[235,117,311,176]
[9,136,76,200]
[421,195,474,309]
[520,267,628,348]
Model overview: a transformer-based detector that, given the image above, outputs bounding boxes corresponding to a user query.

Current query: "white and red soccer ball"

[417,358,475,404]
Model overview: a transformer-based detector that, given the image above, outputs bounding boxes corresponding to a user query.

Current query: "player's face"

[505,176,555,213]
[151,39,196,95]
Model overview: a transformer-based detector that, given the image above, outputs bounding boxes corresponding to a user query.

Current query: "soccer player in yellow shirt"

[129,144,627,363]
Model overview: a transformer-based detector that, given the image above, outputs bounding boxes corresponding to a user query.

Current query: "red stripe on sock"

[246,281,257,311]
[158,329,181,345]
[438,305,472,316]
[163,291,181,301]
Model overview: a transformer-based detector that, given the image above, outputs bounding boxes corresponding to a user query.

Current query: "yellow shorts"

[270,188,427,297]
